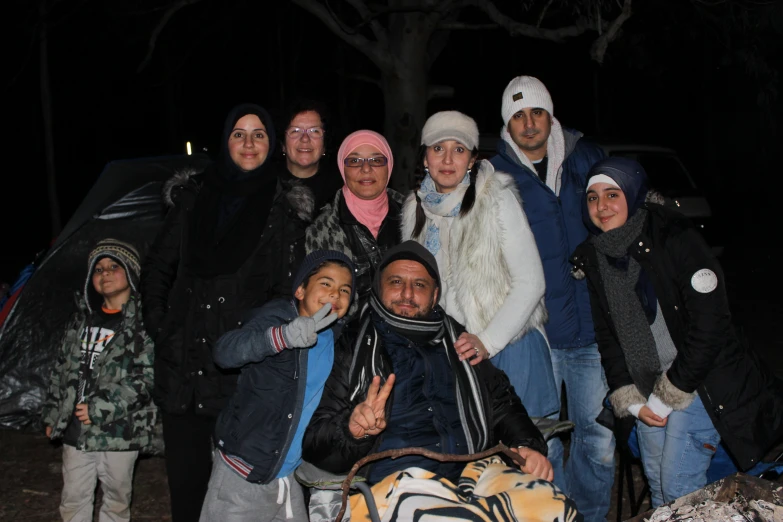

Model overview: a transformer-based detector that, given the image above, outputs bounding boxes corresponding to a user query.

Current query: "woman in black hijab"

[141,103,315,521]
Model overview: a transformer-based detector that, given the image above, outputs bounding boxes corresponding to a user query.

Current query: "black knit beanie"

[292,250,356,303]
[373,240,441,303]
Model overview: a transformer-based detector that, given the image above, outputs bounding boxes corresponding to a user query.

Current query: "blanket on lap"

[350,457,582,522]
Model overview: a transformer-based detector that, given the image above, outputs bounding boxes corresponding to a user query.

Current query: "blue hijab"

[583,156,649,236]
[584,157,658,323]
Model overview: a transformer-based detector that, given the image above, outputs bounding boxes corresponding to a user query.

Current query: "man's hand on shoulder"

[349,374,395,439]
[509,446,553,482]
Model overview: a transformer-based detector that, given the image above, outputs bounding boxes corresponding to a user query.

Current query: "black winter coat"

[571,204,783,469]
[212,298,343,484]
[302,306,547,475]
[141,170,314,417]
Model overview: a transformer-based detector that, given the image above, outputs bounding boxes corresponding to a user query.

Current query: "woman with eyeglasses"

[306,130,403,315]
[279,98,342,212]
[141,103,315,521]
[401,111,559,471]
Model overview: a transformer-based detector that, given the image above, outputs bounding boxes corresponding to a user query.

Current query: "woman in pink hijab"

[306,130,403,314]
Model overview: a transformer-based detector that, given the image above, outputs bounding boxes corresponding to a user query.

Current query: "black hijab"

[188,103,279,276]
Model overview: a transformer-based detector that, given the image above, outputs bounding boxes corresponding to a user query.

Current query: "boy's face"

[92,257,131,301]
[295,263,353,319]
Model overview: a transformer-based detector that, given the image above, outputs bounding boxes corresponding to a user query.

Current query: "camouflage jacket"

[41,294,160,453]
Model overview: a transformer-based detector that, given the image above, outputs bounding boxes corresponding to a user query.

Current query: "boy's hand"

[282,304,338,348]
[75,403,92,425]
[45,426,53,438]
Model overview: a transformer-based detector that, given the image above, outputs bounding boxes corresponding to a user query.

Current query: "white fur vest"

[401,163,548,344]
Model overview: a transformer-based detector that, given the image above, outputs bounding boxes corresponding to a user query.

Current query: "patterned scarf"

[591,208,661,397]
[417,172,470,256]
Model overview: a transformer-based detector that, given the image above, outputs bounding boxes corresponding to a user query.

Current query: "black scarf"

[187,104,278,277]
[591,208,661,396]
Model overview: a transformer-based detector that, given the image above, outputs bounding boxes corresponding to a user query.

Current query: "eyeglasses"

[285,126,325,140]
[343,156,388,168]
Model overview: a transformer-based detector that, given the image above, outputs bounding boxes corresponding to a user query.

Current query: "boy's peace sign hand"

[349,374,396,440]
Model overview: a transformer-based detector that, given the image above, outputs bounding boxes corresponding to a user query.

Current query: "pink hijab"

[336,130,394,238]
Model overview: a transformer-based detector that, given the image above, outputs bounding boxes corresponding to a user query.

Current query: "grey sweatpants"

[60,445,138,522]
[199,451,307,521]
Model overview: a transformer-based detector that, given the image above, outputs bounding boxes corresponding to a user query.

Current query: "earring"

[424,167,430,175]
[467,169,472,175]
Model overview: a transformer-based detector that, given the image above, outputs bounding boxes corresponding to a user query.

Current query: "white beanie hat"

[421,111,479,150]
[501,76,553,125]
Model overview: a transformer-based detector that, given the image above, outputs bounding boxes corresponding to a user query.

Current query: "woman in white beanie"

[401,111,559,426]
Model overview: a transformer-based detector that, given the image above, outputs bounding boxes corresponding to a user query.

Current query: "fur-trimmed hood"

[162,168,315,223]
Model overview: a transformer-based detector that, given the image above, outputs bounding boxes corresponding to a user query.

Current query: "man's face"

[379,260,439,318]
[507,108,552,161]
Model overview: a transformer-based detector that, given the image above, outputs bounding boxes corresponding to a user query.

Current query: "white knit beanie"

[420,111,479,150]
[501,76,553,125]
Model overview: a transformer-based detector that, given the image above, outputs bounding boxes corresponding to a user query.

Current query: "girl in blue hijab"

[572,157,783,507]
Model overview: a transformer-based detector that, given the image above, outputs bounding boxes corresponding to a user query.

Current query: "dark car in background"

[594,142,721,256]
[479,135,722,255]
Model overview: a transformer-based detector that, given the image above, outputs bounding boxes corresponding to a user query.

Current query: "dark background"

[3,0,782,284]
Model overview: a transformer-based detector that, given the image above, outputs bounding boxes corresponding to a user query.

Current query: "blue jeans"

[491,328,559,418]
[636,395,720,507]
[550,344,615,522]
[491,328,563,489]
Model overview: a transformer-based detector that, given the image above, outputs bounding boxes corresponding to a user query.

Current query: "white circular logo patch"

[691,269,718,293]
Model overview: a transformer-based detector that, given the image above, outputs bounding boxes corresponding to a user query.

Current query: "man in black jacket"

[302,241,552,484]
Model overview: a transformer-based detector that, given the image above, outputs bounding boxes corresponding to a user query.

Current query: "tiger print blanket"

[349,456,582,521]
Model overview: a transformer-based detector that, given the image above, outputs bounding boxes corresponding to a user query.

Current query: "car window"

[609,152,695,191]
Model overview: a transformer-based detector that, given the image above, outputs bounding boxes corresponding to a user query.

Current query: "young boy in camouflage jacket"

[41,239,157,522]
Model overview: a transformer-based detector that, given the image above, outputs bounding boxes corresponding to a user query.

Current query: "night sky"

[4,0,782,283]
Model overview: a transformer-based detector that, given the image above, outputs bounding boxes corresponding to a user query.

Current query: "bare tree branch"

[464,0,593,42]
[590,0,633,64]
[344,0,390,48]
[344,72,382,87]
[291,0,393,71]
[437,21,498,30]
[537,0,555,28]
[137,0,204,73]
[427,84,455,100]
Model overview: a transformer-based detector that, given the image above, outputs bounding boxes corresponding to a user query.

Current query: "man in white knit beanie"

[490,76,614,522]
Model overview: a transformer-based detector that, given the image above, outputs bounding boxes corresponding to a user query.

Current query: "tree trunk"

[382,70,428,193]
[38,11,61,238]
[381,11,436,193]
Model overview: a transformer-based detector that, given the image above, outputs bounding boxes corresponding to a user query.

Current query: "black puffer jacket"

[141,170,314,417]
[571,204,783,469]
[302,305,546,475]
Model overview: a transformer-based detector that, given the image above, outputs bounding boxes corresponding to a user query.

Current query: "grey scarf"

[591,208,660,396]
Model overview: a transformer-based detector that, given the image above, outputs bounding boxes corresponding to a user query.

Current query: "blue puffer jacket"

[490,128,604,350]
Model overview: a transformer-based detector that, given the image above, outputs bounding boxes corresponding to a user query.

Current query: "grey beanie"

[421,111,480,150]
